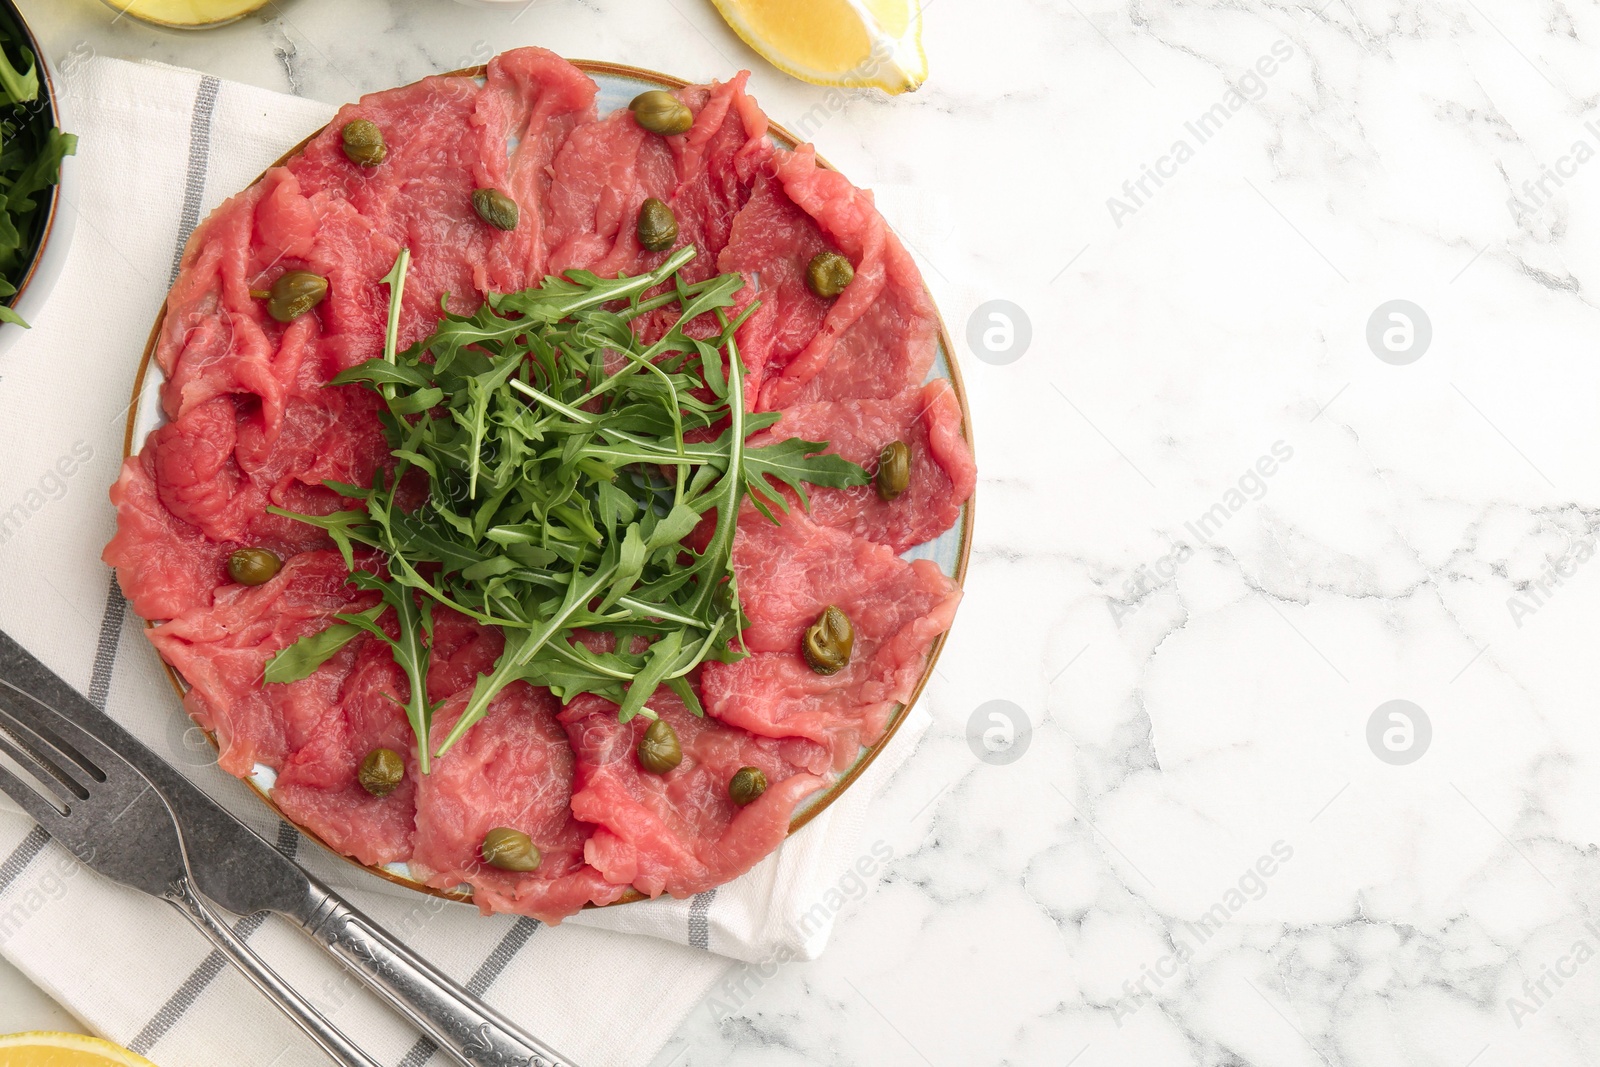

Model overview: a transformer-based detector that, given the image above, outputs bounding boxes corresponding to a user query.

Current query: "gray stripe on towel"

[392,917,545,1067]
[125,74,239,1058]
[395,1037,437,1067]
[87,573,126,710]
[167,75,220,285]
[127,911,271,1057]
[467,916,541,996]
[275,819,300,858]
[0,825,50,896]
[688,888,716,950]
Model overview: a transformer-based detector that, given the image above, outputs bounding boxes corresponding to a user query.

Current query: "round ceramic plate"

[124,60,974,907]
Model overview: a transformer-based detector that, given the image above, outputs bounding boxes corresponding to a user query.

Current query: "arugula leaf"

[617,629,684,723]
[441,544,622,755]
[263,606,384,684]
[264,505,371,569]
[8,128,74,211]
[379,247,411,397]
[332,360,433,390]
[0,43,36,107]
[744,438,871,521]
[277,246,869,765]
[341,572,442,773]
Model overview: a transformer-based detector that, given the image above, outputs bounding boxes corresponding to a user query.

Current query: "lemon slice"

[710,0,927,94]
[0,1032,160,1067]
[99,0,268,29]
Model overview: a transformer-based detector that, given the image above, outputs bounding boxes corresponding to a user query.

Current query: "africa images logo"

[966,700,1031,766]
[0,441,95,546]
[1108,841,1295,1025]
[1504,533,1598,628]
[1106,40,1295,227]
[1110,441,1294,628]
[1506,115,1600,221]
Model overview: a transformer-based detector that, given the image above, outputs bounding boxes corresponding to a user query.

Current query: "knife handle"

[165,875,386,1067]
[297,879,578,1067]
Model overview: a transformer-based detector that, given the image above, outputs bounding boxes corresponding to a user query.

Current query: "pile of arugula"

[0,28,75,327]
[266,246,867,769]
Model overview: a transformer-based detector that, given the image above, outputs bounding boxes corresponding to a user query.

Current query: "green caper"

[629,90,693,136]
[226,547,281,586]
[637,197,678,253]
[481,827,541,872]
[637,718,683,775]
[473,188,520,231]
[263,270,328,324]
[357,748,404,797]
[875,440,911,502]
[728,766,768,806]
[340,119,387,167]
[802,605,854,675]
[806,252,854,299]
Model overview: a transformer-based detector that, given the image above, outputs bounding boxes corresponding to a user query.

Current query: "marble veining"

[13,0,1600,1063]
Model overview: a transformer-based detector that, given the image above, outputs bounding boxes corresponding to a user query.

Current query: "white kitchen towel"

[0,56,936,1067]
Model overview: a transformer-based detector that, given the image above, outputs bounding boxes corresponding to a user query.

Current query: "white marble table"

[12,0,1600,1064]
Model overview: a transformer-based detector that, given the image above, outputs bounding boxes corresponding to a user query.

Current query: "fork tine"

[0,755,70,828]
[0,684,95,799]
[0,675,122,779]
[0,719,84,806]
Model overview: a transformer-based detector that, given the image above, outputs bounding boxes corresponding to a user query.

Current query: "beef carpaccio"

[105,48,975,923]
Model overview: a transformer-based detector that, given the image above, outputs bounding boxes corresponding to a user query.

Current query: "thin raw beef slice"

[701,507,962,770]
[562,689,828,899]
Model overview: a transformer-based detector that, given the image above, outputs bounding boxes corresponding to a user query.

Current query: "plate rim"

[122,58,975,909]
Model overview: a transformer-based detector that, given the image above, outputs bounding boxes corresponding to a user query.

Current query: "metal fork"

[0,677,385,1067]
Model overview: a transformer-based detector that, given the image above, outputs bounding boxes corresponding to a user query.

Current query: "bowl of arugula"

[0,0,76,347]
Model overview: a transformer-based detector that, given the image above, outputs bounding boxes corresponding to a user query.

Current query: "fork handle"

[164,875,385,1067]
[297,881,575,1067]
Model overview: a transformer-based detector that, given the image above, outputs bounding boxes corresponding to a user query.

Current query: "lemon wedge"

[0,1032,160,1067]
[709,0,927,94]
